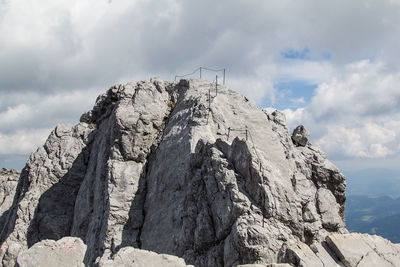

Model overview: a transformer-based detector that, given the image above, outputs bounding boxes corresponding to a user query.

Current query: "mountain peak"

[1,78,396,266]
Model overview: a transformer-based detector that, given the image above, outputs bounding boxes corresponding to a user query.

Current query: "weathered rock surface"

[16,237,86,267]
[280,233,400,267]
[0,169,20,225]
[16,236,194,267]
[0,78,397,266]
[291,125,309,147]
[98,246,194,267]
[327,233,400,267]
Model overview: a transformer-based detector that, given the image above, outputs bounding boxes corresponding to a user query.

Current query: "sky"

[1,0,400,176]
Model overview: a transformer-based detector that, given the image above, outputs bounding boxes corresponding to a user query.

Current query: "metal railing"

[226,125,266,226]
[175,67,226,85]
[175,71,266,225]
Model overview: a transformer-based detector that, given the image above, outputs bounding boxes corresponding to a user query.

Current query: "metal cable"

[227,127,263,172]
[201,67,225,72]
[174,67,226,84]
[174,67,201,81]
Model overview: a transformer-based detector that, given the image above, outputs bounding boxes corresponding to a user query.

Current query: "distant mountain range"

[345,168,400,243]
[345,168,400,198]
[346,195,400,243]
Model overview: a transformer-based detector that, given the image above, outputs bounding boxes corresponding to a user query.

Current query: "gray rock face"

[0,169,20,223]
[327,233,400,267]
[0,78,390,266]
[15,236,193,267]
[16,237,86,267]
[280,233,400,267]
[292,125,310,147]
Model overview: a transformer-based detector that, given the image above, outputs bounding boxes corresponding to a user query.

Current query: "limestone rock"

[326,233,400,267]
[0,169,20,222]
[0,78,349,266]
[279,233,400,267]
[292,125,309,147]
[16,237,86,267]
[279,240,340,267]
[98,247,194,267]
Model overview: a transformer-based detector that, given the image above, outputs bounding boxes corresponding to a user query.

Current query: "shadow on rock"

[26,148,90,247]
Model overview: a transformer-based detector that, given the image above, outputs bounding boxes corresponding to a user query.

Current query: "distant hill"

[346,195,400,243]
[345,168,400,198]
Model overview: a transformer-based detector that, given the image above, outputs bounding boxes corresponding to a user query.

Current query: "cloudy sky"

[1,0,400,176]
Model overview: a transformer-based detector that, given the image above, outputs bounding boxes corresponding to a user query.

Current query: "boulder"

[16,237,86,267]
[326,233,400,267]
[279,233,400,267]
[292,125,310,147]
[98,247,194,267]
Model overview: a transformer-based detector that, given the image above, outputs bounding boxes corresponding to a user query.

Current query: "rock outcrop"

[291,125,310,147]
[0,168,20,229]
[98,246,194,267]
[16,236,193,267]
[16,237,86,267]
[281,233,400,267]
[0,78,397,266]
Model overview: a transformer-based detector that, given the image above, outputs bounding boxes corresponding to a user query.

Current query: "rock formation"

[0,168,20,229]
[16,236,193,267]
[0,78,398,266]
[281,233,400,267]
[291,125,309,147]
[16,237,86,267]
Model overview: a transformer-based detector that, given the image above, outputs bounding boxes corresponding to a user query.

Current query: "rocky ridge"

[0,78,398,266]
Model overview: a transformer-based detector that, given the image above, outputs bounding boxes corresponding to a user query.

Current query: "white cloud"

[0,128,50,155]
[0,88,101,158]
[290,97,305,104]
[2,0,400,170]
[315,124,395,158]
[229,63,278,105]
[284,60,400,161]
[279,60,338,84]
[0,89,102,133]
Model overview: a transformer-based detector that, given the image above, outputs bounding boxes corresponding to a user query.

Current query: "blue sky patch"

[281,47,310,60]
[322,51,332,60]
[262,80,317,110]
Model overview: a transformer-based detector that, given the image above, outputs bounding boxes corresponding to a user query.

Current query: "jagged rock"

[291,125,309,147]
[279,240,340,267]
[16,237,86,267]
[98,246,194,267]
[326,233,400,267]
[279,233,400,267]
[16,236,194,267]
[1,78,389,267]
[0,169,20,223]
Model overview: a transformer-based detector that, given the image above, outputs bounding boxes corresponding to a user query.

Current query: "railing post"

[200,67,202,78]
[223,69,225,85]
[245,129,248,141]
[227,127,231,141]
[208,87,211,109]
[215,75,218,96]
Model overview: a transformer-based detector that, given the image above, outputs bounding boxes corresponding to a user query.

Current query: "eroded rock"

[292,125,310,147]
[0,78,361,267]
[16,237,86,267]
[98,246,194,267]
